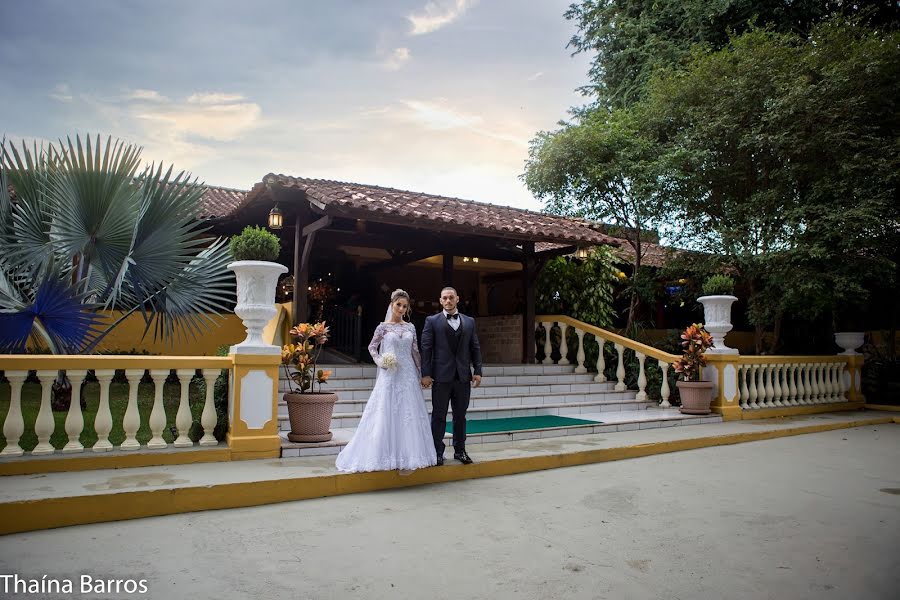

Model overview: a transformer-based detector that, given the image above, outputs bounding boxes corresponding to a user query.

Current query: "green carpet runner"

[447,415,601,434]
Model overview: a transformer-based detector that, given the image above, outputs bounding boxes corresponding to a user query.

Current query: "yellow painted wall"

[93,311,246,356]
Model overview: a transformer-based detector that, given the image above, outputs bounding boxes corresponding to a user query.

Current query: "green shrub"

[701,274,735,296]
[229,225,281,262]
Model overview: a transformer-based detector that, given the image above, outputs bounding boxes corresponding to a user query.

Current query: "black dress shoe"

[453,451,473,464]
[436,454,444,466]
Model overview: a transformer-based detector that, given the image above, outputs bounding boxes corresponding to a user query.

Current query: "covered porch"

[211,174,620,363]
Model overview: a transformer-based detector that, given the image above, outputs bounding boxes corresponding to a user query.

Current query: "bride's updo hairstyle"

[391,288,410,303]
[390,289,411,321]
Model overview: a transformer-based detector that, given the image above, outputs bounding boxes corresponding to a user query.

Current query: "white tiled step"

[278,396,653,431]
[280,380,619,401]
[278,372,604,392]
[279,409,725,457]
[282,363,585,379]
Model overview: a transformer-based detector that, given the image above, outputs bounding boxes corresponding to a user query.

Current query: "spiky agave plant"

[0,134,235,355]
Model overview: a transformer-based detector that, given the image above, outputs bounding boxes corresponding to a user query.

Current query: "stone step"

[279,380,620,400]
[278,396,654,431]
[278,371,603,391]
[285,389,641,416]
[279,409,725,457]
[279,363,584,379]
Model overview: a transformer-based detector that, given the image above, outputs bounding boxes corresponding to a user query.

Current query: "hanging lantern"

[268,203,284,230]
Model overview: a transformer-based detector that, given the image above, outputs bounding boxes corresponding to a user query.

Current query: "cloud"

[124,89,168,102]
[136,101,261,143]
[49,83,73,103]
[187,92,246,104]
[399,99,527,146]
[408,0,476,35]
[383,47,411,70]
[527,72,544,81]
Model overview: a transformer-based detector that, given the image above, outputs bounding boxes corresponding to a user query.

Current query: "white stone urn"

[697,295,739,354]
[834,331,864,355]
[228,260,288,354]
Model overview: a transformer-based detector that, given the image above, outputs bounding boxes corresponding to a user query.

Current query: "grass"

[0,374,227,453]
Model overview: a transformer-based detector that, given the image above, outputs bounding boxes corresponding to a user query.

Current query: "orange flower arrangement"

[672,323,714,382]
[281,321,332,393]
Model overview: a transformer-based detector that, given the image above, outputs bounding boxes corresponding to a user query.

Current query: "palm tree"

[0,134,234,357]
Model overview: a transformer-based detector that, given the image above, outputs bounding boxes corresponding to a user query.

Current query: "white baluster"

[817,364,827,403]
[763,364,775,408]
[542,322,554,365]
[93,370,115,452]
[121,369,143,450]
[739,365,750,410]
[174,369,195,447]
[635,353,647,401]
[810,364,821,404]
[828,364,839,401]
[558,322,570,365]
[62,370,87,453]
[772,364,784,406]
[574,329,587,374]
[801,364,812,404]
[839,363,849,401]
[1,372,28,456]
[748,364,759,409]
[148,369,169,449]
[33,370,56,455]
[786,364,798,405]
[614,344,626,392]
[199,369,220,446]
[658,360,671,407]
[594,337,607,383]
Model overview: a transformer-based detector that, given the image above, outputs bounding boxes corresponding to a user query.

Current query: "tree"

[524,107,667,334]
[565,0,899,108]
[642,20,899,350]
[0,135,235,354]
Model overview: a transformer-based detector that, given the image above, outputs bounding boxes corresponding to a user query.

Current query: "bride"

[335,289,437,473]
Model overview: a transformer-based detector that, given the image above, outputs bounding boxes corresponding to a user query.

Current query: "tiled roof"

[241,174,620,246]
[613,240,675,268]
[196,185,246,219]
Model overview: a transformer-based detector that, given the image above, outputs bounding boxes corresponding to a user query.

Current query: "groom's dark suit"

[421,311,483,456]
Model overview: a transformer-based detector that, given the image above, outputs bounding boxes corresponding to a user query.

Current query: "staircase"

[279,364,722,457]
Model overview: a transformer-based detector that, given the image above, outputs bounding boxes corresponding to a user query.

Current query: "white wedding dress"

[335,321,437,473]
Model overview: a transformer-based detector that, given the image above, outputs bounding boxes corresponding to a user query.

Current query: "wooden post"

[292,212,303,325]
[522,242,536,364]
[443,253,454,287]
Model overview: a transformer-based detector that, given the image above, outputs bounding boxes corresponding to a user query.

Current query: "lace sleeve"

[368,323,385,366]
[409,322,422,375]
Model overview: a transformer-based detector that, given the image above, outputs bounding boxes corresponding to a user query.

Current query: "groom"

[421,286,483,465]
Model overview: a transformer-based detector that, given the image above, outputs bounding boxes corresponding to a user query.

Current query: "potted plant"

[673,323,715,415]
[282,321,337,442]
[228,225,287,354]
[697,274,738,354]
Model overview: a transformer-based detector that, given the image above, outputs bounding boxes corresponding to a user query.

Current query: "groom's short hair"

[440,286,458,296]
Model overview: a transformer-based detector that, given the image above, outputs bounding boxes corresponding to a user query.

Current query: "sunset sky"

[1,0,592,211]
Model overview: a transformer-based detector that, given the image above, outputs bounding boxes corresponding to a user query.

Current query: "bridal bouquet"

[380,352,398,371]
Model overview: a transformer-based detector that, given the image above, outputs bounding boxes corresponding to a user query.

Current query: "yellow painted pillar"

[845,355,865,403]
[227,353,283,460]
[707,355,743,421]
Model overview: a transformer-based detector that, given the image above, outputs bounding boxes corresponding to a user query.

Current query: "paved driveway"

[1,425,898,599]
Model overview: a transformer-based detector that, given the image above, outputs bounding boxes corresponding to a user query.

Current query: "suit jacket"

[420,312,483,383]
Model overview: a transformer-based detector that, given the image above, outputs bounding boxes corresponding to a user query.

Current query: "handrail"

[537,315,679,363]
[0,355,232,370]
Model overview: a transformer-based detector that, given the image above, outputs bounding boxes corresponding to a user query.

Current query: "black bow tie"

[446,313,459,321]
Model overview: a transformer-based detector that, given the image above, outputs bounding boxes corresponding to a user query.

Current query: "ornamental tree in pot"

[227,226,286,354]
[281,321,337,442]
[697,274,738,355]
[673,323,715,415]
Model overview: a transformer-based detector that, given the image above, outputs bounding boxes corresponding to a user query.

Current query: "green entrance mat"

[448,415,602,435]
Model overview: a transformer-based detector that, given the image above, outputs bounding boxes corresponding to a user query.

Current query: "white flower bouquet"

[380,352,398,371]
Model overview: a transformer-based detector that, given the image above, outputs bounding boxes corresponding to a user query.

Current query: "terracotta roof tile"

[240,174,620,246]
[196,184,246,219]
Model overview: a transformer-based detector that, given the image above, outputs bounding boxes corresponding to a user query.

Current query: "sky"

[0,0,593,212]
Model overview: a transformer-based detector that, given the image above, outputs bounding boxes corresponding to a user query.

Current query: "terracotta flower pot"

[676,380,714,415]
[284,392,338,442]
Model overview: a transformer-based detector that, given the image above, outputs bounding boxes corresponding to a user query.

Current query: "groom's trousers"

[431,379,471,455]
